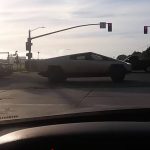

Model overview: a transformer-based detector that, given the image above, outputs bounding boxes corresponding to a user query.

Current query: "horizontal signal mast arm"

[31,23,100,40]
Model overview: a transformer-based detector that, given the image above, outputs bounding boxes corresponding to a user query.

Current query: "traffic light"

[144,26,148,34]
[100,22,106,29]
[108,23,112,32]
[26,40,33,59]
[26,53,32,59]
[26,41,32,51]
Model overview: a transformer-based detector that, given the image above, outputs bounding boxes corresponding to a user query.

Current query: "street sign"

[100,22,106,29]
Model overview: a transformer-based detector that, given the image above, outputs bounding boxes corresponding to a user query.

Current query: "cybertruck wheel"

[48,66,66,83]
[110,65,126,83]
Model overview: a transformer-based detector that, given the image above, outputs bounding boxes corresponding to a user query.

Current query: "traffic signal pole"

[26,22,112,60]
[31,23,100,40]
[26,30,32,60]
[25,30,32,71]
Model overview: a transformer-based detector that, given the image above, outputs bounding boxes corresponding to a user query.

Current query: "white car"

[37,52,131,82]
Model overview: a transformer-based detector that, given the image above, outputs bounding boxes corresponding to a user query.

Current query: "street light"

[30,27,45,32]
[29,27,45,37]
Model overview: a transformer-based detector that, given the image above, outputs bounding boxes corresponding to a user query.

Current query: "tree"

[142,47,150,59]
[117,55,128,61]
[132,51,142,57]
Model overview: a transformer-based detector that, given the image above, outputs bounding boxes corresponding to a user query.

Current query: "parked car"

[125,55,150,72]
[28,52,131,82]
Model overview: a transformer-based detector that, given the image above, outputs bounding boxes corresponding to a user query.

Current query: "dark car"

[125,55,150,72]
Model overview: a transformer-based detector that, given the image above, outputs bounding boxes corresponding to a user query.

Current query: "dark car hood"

[0,103,149,125]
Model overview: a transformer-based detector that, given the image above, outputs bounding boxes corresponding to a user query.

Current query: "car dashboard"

[1,109,150,150]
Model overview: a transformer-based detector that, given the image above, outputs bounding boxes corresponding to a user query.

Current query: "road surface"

[0,71,150,120]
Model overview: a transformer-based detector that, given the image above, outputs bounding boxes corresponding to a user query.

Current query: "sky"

[0,0,150,59]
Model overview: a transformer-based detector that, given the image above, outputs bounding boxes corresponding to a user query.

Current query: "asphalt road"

[0,71,150,120]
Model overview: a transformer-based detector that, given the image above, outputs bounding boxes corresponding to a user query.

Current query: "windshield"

[0,0,150,123]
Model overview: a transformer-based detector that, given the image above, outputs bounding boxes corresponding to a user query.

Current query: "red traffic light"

[108,23,112,32]
[144,26,148,34]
